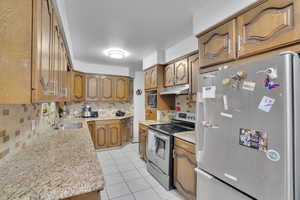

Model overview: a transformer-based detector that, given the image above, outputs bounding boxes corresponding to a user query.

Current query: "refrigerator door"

[196,168,253,200]
[198,54,294,200]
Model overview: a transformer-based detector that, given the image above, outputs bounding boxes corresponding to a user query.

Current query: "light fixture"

[103,48,129,59]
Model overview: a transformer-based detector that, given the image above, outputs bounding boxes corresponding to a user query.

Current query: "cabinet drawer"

[198,19,236,68]
[237,0,300,57]
[175,138,195,154]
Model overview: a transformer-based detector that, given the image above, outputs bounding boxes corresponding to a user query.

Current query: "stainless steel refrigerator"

[195,52,300,200]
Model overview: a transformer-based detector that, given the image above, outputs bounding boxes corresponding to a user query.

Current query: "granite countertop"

[174,131,196,144]
[139,120,170,126]
[80,114,134,122]
[0,122,104,200]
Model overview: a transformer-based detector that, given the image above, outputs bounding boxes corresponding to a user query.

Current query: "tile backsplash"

[175,95,196,112]
[65,102,134,118]
[0,104,42,160]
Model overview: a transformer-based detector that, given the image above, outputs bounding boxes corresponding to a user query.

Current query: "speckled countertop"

[174,131,196,144]
[79,114,133,122]
[139,120,170,126]
[0,122,104,200]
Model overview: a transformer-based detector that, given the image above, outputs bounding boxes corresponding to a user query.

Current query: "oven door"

[147,129,171,175]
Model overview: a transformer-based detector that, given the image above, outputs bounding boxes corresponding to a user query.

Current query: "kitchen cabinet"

[100,76,114,101]
[174,58,189,85]
[115,77,129,102]
[89,120,122,149]
[237,0,300,58]
[173,138,197,200]
[145,108,157,120]
[0,0,71,104]
[189,54,200,94]
[85,74,100,101]
[198,19,236,68]
[164,64,175,87]
[71,71,85,102]
[121,117,133,144]
[139,124,148,161]
[144,65,164,90]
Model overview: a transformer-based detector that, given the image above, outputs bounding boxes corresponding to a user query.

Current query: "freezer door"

[196,168,253,200]
[198,54,294,200]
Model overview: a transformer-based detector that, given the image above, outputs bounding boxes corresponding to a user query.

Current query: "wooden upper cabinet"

[150,67,157,89]
[237,0,300,57]
[115,77,129,102]
[32,0,53,102]
[72,72,85,101]
[198,19,236,67]
[189,54,200,94]
[101,76,114,101]
[174,58,188,85]
[144,70,151,90]
[85,75,99,101]
[164,64,175,87]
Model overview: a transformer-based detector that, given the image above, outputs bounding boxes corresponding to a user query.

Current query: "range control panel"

[174,112,196,122]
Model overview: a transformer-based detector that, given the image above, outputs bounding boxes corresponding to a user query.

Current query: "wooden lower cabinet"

[173,138,197,200]
[88,119,132,150]
[139,124,148,161]
[66,191,101,200]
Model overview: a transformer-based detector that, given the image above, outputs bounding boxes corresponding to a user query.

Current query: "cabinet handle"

[173,149,176,158]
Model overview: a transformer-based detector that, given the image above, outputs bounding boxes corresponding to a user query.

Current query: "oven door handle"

[154,132,169,141]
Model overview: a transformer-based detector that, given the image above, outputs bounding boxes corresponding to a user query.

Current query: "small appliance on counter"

[115,110,126,117]
[81,104,98,118]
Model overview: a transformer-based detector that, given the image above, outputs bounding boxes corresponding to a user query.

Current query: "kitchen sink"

[62,122,83,130]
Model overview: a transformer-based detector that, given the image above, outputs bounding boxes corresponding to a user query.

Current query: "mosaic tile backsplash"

[0,104,42,160]
[175,95,196,112]
[65,102,134,118]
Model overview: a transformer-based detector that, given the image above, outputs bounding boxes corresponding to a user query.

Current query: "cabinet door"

[144,70,152,90]
[95,125,107,149]
[164,64,174,87]
[174,59,188,85]
[174,146,197,200]
[88,122,95,147]
[52,22,61,98]
[86,75,99,101]
[115,77,129,102]
[73,72,85,101]
[101,76,114,101]
[107,124,121,147]
[237,0,300,57]
[32,0,53,102]
[150,68,157,89]
[198,19,236,67]
[139,125,148,160]
[189,54,200,94]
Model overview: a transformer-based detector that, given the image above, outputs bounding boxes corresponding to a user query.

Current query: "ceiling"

[64,0,203,68]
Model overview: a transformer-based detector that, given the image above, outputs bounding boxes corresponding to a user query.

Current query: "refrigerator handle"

[195,168,213,180]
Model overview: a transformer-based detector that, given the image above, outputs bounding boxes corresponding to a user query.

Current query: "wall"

[133,71,145,142]
[175,95,196,113]
[73,60,130,76]
[193,0,258,35]
[142,50,165,70]
[0,104,42,160]
[164,36,198,63]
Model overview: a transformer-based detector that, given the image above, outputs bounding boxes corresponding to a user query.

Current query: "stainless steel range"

[146,112,195,190]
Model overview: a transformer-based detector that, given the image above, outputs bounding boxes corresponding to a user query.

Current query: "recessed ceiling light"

[103,48,130,59]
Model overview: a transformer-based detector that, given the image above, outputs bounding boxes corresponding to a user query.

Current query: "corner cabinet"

[89,120,122,150]
[198,19,236,68]
[173,138,197,200]
[237,0,300,57]
[144,65,164,90]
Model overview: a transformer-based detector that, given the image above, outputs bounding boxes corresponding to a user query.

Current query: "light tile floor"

[97,143,185,200]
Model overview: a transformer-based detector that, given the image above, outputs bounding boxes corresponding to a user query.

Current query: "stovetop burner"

[149,123,194,135]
